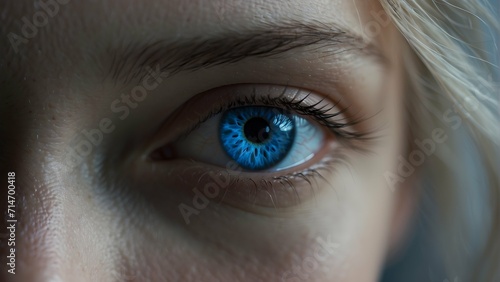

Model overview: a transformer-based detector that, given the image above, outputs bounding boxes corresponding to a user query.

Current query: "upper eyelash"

[181,86,373,143]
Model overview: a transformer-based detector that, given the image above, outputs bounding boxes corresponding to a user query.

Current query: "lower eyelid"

[145,139,343,212]
[147,160,330,213]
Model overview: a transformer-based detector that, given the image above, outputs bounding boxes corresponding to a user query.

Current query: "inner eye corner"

[148,143,176,162]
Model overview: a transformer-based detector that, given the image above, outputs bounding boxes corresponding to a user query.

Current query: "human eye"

[146,84,369,211]
[217,105,321,171]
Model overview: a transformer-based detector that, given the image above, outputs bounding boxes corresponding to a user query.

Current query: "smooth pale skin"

[0,0,417,281]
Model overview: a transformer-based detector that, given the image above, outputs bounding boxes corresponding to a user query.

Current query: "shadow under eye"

[144,136,346,216]
[144,153,344,215]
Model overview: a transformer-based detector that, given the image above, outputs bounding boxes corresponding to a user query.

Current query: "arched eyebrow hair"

[104,21,383,84]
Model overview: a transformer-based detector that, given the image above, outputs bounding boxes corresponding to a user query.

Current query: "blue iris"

[219,106,296,170]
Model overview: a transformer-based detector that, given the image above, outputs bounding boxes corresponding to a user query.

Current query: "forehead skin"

[0,1,406,282]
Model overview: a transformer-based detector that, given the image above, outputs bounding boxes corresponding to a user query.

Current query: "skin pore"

[0,0,418,281]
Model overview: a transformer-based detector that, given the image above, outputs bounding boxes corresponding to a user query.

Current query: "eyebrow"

[104,21,381,84]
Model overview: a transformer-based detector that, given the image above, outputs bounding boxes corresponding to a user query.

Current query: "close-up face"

[1,0,497,282]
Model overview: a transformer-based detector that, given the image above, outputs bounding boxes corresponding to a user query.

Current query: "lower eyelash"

[177,150,353,210]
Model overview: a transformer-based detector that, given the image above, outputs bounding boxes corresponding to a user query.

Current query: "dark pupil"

[243,117,270,144]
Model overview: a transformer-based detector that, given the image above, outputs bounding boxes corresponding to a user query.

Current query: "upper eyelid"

[104,21,383,85]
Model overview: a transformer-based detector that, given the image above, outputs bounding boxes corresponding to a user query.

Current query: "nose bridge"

[0,145,110,282]
[2,158,67,282]
[0,85,123,281]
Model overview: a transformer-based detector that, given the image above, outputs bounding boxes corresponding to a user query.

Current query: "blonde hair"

[381,0,499,280]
